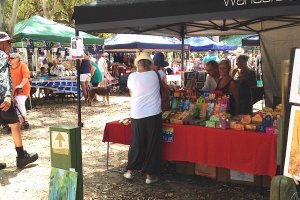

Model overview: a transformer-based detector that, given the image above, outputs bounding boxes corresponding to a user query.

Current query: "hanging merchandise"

[27,39,34,55]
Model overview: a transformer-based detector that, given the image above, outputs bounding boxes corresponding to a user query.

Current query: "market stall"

[73,0,300,182]
[103,121,277,177]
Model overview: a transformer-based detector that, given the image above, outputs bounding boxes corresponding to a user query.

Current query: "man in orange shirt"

[0,32,38,170]
[10,52,31,127]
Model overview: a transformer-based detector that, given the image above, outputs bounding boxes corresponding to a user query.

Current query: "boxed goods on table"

[170,111,191,125]
[162,111,175,123]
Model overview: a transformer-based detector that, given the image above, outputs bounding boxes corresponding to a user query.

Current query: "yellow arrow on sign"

[55,133,65,147]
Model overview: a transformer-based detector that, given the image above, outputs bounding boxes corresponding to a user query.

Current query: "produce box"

[230,170,261,186]
[216,167,230,183]
[195,164,216,179]
[176,161,195,175]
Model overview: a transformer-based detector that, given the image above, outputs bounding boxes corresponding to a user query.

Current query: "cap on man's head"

[153,52,169,68]
[134,52,153,67]
[0,32,12,42]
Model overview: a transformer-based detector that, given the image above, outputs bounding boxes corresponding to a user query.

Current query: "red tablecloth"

[103,121,277,177]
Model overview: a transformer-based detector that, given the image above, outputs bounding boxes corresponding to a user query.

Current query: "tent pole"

[75,29,82,128]
[180,25,185,72]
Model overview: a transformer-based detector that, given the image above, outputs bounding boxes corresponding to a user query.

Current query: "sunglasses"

[10,57,17,60]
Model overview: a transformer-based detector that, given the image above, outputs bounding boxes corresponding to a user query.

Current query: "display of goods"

[213,102,221,115]
[183,99,190,111]
[200,103,208,120]
[207,102,215,117]
[170,111,191,125]
[245,124,257,131]
[230,121,237,129]
[262,115,273,127]
[256,125,266,133]
[162,111,172,120]
[174,90,181,97]
[205,120,216,128]
[216,118,229,129]
[187,118,206,126]
[171,97,179,111]
[241,115,252,124]
[233,123,245,131]
[273,117,280,128]
[209,115,220,122]
[266,127,275,134]
[262,107,273,113]
[251,113,263,124]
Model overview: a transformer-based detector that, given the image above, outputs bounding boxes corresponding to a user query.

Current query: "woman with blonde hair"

[9,53,31,127]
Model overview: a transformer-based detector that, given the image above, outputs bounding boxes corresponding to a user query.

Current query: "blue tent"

[184,37,237,51]
[104,34,189,52]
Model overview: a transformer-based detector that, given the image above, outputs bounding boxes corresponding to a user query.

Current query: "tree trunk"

[8,0,20,36]
[42,0,58,20]
[0,0,7,31]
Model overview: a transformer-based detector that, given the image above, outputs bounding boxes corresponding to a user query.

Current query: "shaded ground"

[0,96,269,200]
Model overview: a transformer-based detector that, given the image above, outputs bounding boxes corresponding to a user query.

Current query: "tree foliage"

[3,0,94,30]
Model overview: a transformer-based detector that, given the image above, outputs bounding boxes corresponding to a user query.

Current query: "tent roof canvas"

[104,34,186,52]
[73,0,300,37]
[14,15,104,45]
[221,35,253,47]
[184,36,237,51]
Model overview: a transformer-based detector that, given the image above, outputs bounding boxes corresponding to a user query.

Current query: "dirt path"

[0,96,269,200]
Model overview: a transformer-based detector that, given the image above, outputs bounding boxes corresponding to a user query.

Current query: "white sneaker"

[145,177,159,184]
[123,171,133,179]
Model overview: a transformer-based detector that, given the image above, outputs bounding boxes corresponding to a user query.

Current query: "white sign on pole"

[51,131,69,155]
[71,36,84,60]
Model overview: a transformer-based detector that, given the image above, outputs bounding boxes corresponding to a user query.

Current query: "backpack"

[270,175,299,200]
[154,71,170,112]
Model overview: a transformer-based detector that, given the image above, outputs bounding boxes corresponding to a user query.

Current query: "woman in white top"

[123,52,162,184]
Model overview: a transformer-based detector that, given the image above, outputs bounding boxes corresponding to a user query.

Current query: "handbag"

[154,71,170,112]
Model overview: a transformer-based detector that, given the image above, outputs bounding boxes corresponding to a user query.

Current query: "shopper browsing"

[0,32,38,170]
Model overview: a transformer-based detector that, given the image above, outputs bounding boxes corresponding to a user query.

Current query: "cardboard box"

[170,111,191,125]
[195,164,216,179]
[216,167,230,183]
[261,176,271,187]
[230,170,261,186]
[176,161,195,175]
